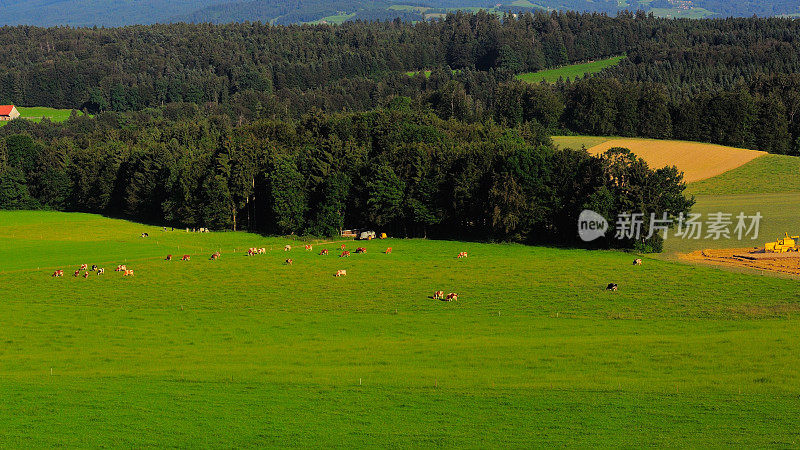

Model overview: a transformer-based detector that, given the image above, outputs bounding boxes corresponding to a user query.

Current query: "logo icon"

[578,210,608,242]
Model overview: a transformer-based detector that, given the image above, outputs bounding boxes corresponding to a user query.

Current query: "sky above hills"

[0,0,797,27]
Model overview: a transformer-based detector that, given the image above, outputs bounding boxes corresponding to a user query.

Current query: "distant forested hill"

[0,0,797,26]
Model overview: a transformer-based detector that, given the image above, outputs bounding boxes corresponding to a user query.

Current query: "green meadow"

[1,210,800,446]
[0,106,84,127]
[516,56,625,84]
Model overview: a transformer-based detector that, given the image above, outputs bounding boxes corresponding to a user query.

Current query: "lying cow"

[433,290,444,300]
[210,252,220,260]
[258,248,266,254]
[83,272,90,279]
[319,249,329,256]
[80,264,88,270]
[305,244,313,251]
[445,292,458,302]
[355,247,366,254]
[284,245,292,252]
[633,259,642,266]
[285,259,293,265]
[52,270,64,277]
[97,268,105,275]
[73,269,81,277]
[606,283,618,291]
[340,251,350,258]
[181,255,190,261]
[335,270,347,277]
[91,264,98,271]
[166,254,173,261]
[247,248,255,256]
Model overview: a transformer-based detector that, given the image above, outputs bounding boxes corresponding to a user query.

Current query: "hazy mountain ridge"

[0,0,797,27]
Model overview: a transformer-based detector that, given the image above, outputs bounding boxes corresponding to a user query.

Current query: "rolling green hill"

[0,107,82,127]
[1,210,800,445]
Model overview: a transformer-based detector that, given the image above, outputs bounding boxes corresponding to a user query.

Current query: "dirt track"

[681,248,800,277]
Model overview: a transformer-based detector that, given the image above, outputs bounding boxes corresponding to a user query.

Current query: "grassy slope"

[1,210,800,446]
[515,55,625,84]
[551,136,800,255]
[0,107,81,127]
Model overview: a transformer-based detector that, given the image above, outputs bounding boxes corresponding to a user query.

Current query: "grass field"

[515,56,625,84]
[587,138,765,183]
[0,106,83,127]
[687,154,800,195]
[2,210,800,445]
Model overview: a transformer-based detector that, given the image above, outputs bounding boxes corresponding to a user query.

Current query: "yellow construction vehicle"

[764,233,800,253]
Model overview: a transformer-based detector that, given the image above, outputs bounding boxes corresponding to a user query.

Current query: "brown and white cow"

[335,270,347,277]
[115,265,127,272]
[166,254,173,261]
[83,272,90,279]
[52,270,64,277]
[305,244,313,251]
[633,259,642,266]
[457,252,468,259]
[80,264,88,270]
[285,259,293,265]
[433,290,444,300]
[340,244,346,250]
[73,269,81,277]
[210,252,220,260]
[123,269,135,276]
[319,249,329,255]
[97,268,105,275]
[340,251,350,258]
[284,245,292,252]
[385,247,392,254]
[181,255,190,261]
[445,293,458,302]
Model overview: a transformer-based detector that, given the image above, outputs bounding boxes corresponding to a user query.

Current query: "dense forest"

[2,13,799,153]
[0,103,690,251]
[5,10,800,246]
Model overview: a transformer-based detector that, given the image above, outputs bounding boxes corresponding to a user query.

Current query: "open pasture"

[515,55,625,84]
[1,211,800,446]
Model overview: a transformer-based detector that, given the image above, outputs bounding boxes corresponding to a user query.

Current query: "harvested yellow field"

[587,138,765,183]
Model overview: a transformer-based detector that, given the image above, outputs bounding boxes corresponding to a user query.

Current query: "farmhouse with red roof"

[0,105,20,121]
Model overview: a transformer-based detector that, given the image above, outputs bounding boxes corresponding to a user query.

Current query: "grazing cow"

[123,269,134,276]
[141,232,149,238]
[285,259,293,265]
[80,264,88,270]
[355,247,366,254]
[445,292,458,302]
[284,245,292,252]
[385,247,392,254]
[73,270,80,277]
[97,268,105,275]
[335,270,347,277]
[115,265,127,272]
[210,252,220,260]
[166,254,172,261]
[247,248,255,256]
[91,264,98,271]
[83,272,90,279]
[319,249,329,255]
[340,251,351,258]
[340,244,346,250]
[433,290,444,300]
[457,252,468,259]
[633,258,642,266]
[181,255,190,261]
[606,283,618,291]
[305,244,313,251]
[258,248,266,254]
[52,270,64,277]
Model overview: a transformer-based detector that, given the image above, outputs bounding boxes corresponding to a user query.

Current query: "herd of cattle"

[51,237,482,301]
